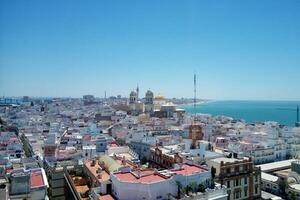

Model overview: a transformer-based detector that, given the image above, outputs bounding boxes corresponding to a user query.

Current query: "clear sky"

[0,0,300,100]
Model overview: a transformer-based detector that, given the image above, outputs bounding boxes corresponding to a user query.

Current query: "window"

[226,168,231,174]
[255,175,258,182]
[244,177,247,185]
[227,181,230,188]
[235,179,240,186]
[255,185,258,194]
[235,191,240,199]
[235,166,239,172]
[244,187,248,197]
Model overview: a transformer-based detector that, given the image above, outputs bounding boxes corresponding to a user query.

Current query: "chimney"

[137,170,141,179]
[122,156,126,165]
[91,159,96,167]
[96,167,102,174]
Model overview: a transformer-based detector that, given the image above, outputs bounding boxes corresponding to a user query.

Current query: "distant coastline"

[181,100,300,127]
[175,100,212,106]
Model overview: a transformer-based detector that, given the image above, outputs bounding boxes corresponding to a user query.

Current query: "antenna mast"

[297,106,299,122]
[194,73,196,110]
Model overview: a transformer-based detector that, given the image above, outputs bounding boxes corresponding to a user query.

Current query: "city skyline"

[1,0,300,100]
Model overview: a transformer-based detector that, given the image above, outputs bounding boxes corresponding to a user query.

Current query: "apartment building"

[208,156,261,200]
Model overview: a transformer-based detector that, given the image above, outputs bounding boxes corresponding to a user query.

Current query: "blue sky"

[0,0,300,100]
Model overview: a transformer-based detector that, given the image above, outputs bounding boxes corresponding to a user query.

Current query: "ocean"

[181,100,300,127]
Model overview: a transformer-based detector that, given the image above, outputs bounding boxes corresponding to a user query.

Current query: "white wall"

[111,175,176,200]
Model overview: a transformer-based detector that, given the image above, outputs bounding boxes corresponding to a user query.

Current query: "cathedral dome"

[146,90,154,97]
[130,91,137,97]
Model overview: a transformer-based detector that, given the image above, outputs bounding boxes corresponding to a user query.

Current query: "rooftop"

[99,194,115,200]
[261,172,278,182]
[261,191,283,200]
[114,171,167,184]
[171,164,208,176]
[31,170,45,188]
[84,160,110,182]
[211,157,249,164]
[258,159,297,172]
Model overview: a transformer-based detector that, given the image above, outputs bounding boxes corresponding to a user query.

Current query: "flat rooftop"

[211,157,249,164]
[171,164,208,176]
[31,170,45,188]
[261,172,278,182]
[84,160,110,182]
[273,169,291,178]
[99,194,115,200]
[114,171,167,184]
[257,159,297,172]
[261,191,283,200]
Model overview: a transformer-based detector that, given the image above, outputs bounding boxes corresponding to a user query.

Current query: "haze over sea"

[182,100,300,127]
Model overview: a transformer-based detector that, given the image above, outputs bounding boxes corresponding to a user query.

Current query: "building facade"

[208,157,261,200]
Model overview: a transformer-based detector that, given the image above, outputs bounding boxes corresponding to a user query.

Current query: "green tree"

[185,185,192,195]
[211,166,216,179]
[210,179,215,189]
[198,183,205,193]
[190,182,198,193]
[291,191,296,200]
[175,181,182,198]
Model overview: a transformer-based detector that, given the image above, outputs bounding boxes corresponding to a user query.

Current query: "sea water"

[181,100,300,127]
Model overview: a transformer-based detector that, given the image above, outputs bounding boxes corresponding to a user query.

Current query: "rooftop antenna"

[193,72,197,124]
[297,105,299,123]
[194,72,196,110]
[295,106,300,127]
[104,91,107,100]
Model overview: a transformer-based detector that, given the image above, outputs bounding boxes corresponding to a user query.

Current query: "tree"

[211,166,216,179]
[198,183,205,193]
[291,191,296,200]
[175,181,182,198]
[185,185,192,195]
[190,182,198,193]
[209,179,215,189]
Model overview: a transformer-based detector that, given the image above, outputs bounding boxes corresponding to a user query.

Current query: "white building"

[111,164,213,200]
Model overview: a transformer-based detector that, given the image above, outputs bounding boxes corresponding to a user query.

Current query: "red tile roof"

[114,171,167,184]
[99,194,115,200]
[172,164,208,176]
[31,170,45,188]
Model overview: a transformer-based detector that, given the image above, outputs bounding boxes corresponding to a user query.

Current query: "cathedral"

[128,86,154,116]
[128,87,184,120]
